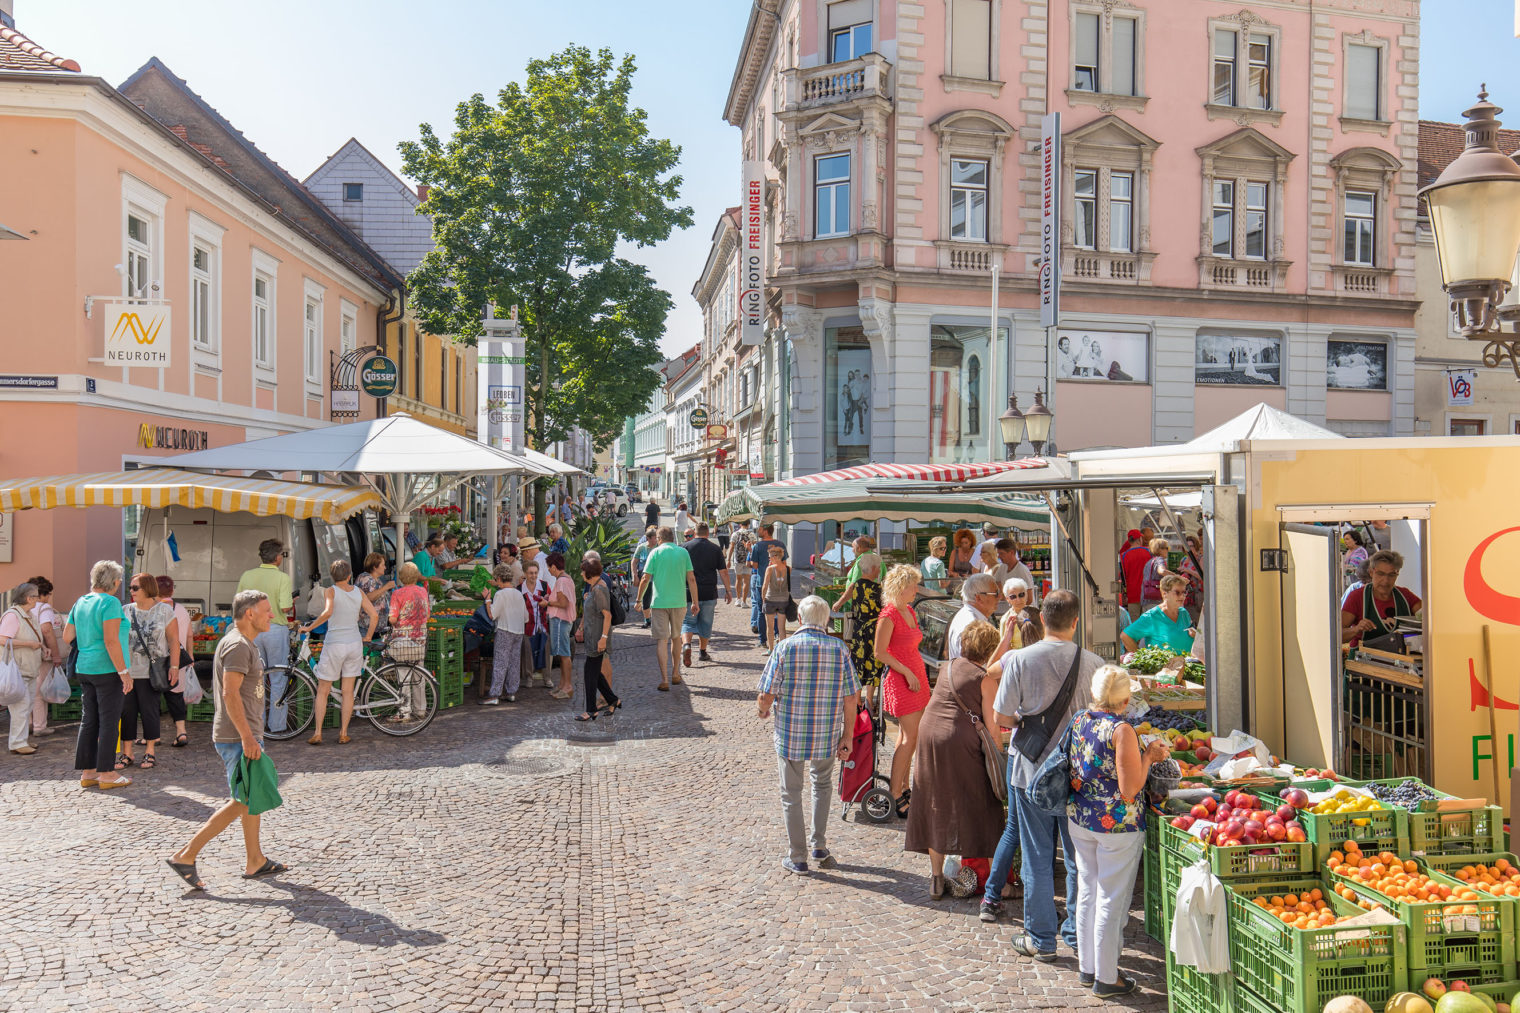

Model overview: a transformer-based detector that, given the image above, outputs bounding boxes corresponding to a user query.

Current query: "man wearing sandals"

[167,589,285,889]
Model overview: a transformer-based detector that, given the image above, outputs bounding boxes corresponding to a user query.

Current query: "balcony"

[782,53,891,113]
[1064,248,1154,285]
[1197,256,1290,293]
[1332,265,1393,297]
[934,241,1006,273]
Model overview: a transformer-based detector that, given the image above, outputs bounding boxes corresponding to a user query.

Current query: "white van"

[137,506,384,619]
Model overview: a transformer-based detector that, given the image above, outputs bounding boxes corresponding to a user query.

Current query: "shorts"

[549,617,573,658]
[681,599,716,639]
[213,739,265,795]
[764,599,790,616]
[648,607,685,640]
[316,640,364,682]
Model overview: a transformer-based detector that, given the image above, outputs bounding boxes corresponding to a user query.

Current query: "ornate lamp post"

[1419,88,1520,376]
[998,388,1055,459]
[998,395,1025,461]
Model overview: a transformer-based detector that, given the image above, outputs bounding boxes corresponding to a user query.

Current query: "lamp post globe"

[998,395,1026,461]
[1023,389,1054,456]
[1418,88,1520,336]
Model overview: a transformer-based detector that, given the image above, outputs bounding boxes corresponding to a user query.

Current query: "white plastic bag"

[39,665,71,705]
[178,664,204,706]
[0,645,25,707]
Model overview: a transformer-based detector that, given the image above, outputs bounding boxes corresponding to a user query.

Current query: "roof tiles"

[0,23,80,72]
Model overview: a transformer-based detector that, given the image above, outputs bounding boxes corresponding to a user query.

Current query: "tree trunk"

[532,332,550,538]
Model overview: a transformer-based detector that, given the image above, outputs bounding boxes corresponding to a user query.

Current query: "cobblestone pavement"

[0,582,1169,1011]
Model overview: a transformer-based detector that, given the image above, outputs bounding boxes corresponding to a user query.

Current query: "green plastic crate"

[1165,950,1234,1013]
[1229,981,1278,1013]
[1336,867,1516,974]
[1161,816,1315,881]
[1144,816,1163,942]
[1473,980,1520,1006]
[438,669,465,709]
[1408,805,1506,857]
[1420,851,1520,886]
[1248,784,1405,866]
[1225,876,1407,1012]
[186,700,216,723]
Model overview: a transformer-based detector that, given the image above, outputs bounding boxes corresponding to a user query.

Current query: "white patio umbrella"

[165,413,555,558]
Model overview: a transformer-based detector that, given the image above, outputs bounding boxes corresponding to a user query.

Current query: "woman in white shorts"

[300,559,378,745]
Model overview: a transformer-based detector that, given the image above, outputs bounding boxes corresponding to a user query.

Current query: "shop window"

[1450,419,1487,437]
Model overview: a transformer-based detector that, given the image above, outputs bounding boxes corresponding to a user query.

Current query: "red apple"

[1286,826,1307,842]
[1201,796,1218,812]
[1171,815,1195,831]
[1281,788,1309,808]
[1223,819,1245,839]
[1243,819,1264,836]
[1240,830,1260,845]
[1450,981,1469,993]
[1194,745,1213,762]
[1285,820,1303,833]
[1191,804,1211,820]
[1275,805,1295,823]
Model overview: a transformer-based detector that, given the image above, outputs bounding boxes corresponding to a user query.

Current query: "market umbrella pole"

[1483,624,1503,800]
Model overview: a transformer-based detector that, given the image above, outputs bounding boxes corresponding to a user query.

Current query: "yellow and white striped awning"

[0,468,381,523]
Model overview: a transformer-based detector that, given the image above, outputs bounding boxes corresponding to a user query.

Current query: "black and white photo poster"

[836,349,872,444]
[1327,340,1388,390]
[1055,329,1148,382]
[1195,334,1282,385]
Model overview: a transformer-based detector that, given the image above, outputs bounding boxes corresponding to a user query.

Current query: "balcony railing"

[1197,256,1289,292]
[783,53,891,112]
[1064,249,1151,285]
[1333,265,1392,296]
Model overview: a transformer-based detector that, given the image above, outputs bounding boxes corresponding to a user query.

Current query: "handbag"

[130,609,172,692]
[0,643,24,707]
[958,674,1008,803]
[1010,643,1085,764]
[784,596,799,622]
[39,664,72,705]
[1029,712,1080,815]
[231,752,283,816]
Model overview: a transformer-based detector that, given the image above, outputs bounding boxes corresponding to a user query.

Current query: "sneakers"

[1008,934,1058,962]
[504,694,516,703]
[1079,973,1095,987]
[978,899,1002,923]
[810,849,837,870]
[1093,976,1136,998]
[481,698,500,706]
[781,858,809,875]
[698,649,712,662]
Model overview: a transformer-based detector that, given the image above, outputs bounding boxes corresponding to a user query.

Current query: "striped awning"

[769,459,1046,487]
[715,477,1047,528]
[0,468,382,522]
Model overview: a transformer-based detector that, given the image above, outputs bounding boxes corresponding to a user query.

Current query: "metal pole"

[988,262,1000,463]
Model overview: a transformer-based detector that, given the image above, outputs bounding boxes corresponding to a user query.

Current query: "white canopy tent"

[165,413,559,558]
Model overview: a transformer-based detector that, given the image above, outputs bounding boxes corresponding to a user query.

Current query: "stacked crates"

[426,621,465,709]
[48,682,82,723]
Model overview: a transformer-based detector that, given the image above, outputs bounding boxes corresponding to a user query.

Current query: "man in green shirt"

[236,538,295,732]
[636,527,698,691]
[412,536,441,579]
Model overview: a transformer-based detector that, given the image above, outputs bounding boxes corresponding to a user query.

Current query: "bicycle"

[261,632,439,741]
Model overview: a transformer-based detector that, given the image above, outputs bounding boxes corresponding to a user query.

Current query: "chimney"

[416,184,430,201]
[0,0,15,29]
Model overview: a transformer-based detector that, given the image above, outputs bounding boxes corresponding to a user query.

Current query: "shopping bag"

[232,752,283,815]
[0,645,25,707]
[39,665,71,705]
[178,664,204,706]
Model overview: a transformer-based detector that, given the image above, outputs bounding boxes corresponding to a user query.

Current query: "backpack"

[1141,557,1165,602]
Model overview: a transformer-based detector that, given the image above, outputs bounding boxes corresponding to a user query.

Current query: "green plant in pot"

[564,516,635,595]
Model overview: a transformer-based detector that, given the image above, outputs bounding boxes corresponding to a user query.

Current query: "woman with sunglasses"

[1120,574,1196,656]
[999,578,1043,648]
[116,573,181,771]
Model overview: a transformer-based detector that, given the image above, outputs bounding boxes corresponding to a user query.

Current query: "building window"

[414,329,423,399]
[948,0,992,80]
[1074,169,1097,249]
[340,304,357,355]
[1344,191,1376,265]
[949,158,989,241]
[1212,30,1236,105]
[1110,171,1133,253]
[1450,418,1487,437]
[1246,34,1271,109]
[1073,9,1138,96]
[1244,182,1268,259]
[455,357,463,415]
[1074,12,1099,91]
[1345,43,1382,121]
[1212,181,1234,257]
[343,183,364,202]
[126,213,153,298]
[304,295,322,383]
[1213,26,1274,109]
[814,154,851,238]
[253,272,274,367]
[825,326,873,468]
[191,244,215,350]
[830,21,872,62]
[928,325,1004,463]
[440,346,449,411]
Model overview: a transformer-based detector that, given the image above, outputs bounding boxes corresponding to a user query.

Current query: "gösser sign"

[103,303,172,367]
[360,355,399,397]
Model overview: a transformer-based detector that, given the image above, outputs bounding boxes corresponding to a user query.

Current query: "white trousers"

[1067,820,1146,985]
[7,674,36,750]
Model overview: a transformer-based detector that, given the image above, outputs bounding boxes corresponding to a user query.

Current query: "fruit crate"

[1225,876,1407,1013]
[438,669,465,710]
[1144,815,1163,942]
[1165,950,1234,1013]
[1419,852,1520,896]
[48,683,83,722]
[186,700,217,723]
[1335,868,1516,975]
[1408,806,1506,858]
[1161,816,1315,882]
[1473,980,1520,1006]
[1253,784,1406,866]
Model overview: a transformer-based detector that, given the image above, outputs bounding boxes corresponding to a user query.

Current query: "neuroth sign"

[103,303,171,367]
[740,161,766,347]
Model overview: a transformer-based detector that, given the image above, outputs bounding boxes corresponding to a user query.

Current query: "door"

[1280,523,1341,769]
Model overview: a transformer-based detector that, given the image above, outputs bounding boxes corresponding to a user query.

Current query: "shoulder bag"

[1029,712,1080,814]
[1009,642,1085,764]
[130,609,172,692]
[955,665,1008,803]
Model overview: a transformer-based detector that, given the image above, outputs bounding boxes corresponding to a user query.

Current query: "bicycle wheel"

[363,663,438,736]
[262,665,317,741]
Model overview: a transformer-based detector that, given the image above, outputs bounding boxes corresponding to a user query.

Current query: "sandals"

[95,776,132,790]
[242,858,287,880]
[166,859,205,891]
[140,754,156,769]
[114,753,134,770]
[599,700,622,716]
[307,734,323,746]
[337,735,351,745]
[894,790,911,819]
[171,733,189,748]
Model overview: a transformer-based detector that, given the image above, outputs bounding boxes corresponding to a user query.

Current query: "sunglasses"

[129,583,141,591]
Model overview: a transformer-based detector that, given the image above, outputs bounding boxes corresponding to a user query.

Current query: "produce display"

[1328,844,1482,912]
[1306,788,1388,826]
[1168,787,1308,844]
[1127,645,1185,674]
[1365,779,1445,810]
[1136,706,1200,732]
[1248,885,1360,929]
[1446,860,1520,898]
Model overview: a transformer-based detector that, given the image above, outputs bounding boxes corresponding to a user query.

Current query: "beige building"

[1414,120,1520,437]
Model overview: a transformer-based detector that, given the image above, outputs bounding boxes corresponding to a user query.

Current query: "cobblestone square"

[0,601,1167,1012]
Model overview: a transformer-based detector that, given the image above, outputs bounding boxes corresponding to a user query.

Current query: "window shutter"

[828,0,871,31]
[950,0,992,80]
[1075,12,1099,70]
[1112,16,1137,96]
[1345,43,1379,120]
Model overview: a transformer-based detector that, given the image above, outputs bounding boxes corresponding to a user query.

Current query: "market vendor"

[412,535,442,579]
[1119,574,1196,655]
[1340,548,1421,647]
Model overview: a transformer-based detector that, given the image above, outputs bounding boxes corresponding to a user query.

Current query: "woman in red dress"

[875,563,932,818]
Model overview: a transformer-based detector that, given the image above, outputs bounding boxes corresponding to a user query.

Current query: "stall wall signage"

[689,407,709,428]
[1447,369,1476,407]
[104,303,172,367]
[1039,113,1061,329]
[0,375,58,390]
[360,355,398,397]
[478,305,524,454]
[740,161,766,347]
[137,425,209,451]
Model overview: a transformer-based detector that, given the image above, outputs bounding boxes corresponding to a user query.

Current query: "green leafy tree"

[400,46,692,530]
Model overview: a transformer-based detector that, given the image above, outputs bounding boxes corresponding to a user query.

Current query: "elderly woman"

[839,552,885,707]
[546,522,569,557]
[1000,578,1043,651]
[388,561,431,656]
[905,620,1006,898]
[875,564,931,818]
[65,561,133,788]
[154,576,195,748]
[948,529,979,578]
[1121,573,1196,656]
[356,552,395,633]
[1,582,46,755]
[117,573,181,771]
[1067,664,1171,997]
[920,535,949,592]
[1341,548,1421,647]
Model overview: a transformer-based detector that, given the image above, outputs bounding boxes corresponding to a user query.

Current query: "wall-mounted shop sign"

[104,303,172,367]
[360,355,399,397]
[137,424,209,451]
[689,407,709,428]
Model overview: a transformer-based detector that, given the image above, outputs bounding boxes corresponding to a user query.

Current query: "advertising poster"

[1195,335,1283,385]
[1327,340,1388,390]
[835,349,872,445]
[1055,329,1147,382]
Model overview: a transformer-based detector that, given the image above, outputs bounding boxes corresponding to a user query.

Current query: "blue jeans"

[750,573,764,642]
[529,631,547,670]
[253,627,291,734]
[987,785,1078,952]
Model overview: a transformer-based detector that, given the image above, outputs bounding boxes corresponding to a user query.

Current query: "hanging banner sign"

[331,389,360,413]
[1447,369,1476,407]
[740,161,766,346]
[689,407,709,428]
[479,305,524,455]
[1039,113,1062,329]
[360,355,398,397]
[104,303,172,367]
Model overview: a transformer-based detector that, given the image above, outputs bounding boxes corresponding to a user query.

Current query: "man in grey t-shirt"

[980,590,1101,961]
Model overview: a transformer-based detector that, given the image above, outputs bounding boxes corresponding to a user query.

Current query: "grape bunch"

[1364,779,1441,810]
[1138,707,1201,733]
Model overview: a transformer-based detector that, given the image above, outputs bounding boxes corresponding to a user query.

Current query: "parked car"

[582,484,630,516]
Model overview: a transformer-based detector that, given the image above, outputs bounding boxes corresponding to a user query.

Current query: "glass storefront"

[928,324,1004,464]
[825,326,872,470]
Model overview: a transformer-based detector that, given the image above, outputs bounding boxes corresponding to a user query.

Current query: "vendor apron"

[1360,584,1413,639]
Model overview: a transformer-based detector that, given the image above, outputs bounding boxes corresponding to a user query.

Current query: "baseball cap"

[1126,529,1142,541]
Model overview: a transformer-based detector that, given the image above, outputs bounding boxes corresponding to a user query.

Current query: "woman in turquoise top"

[1066,664,1171,997]
[64,560,134,789]
[1119,573,1196,655]
[919,535,949,592]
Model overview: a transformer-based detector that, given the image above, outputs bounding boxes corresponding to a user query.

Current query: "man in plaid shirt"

[757,595,860,874]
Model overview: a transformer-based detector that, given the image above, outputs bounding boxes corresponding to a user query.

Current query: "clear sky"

[16,1,1520,357]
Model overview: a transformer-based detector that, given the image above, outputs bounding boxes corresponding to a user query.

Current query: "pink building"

[0,23,401,596]
[724,0,1419,474]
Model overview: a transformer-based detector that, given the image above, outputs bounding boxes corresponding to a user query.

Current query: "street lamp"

[998,395,1025,461]
[1023,388,1054,457]
[1419,87,1520,375]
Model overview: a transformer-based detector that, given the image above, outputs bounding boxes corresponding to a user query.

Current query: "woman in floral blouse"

[1065,664,1170,998]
